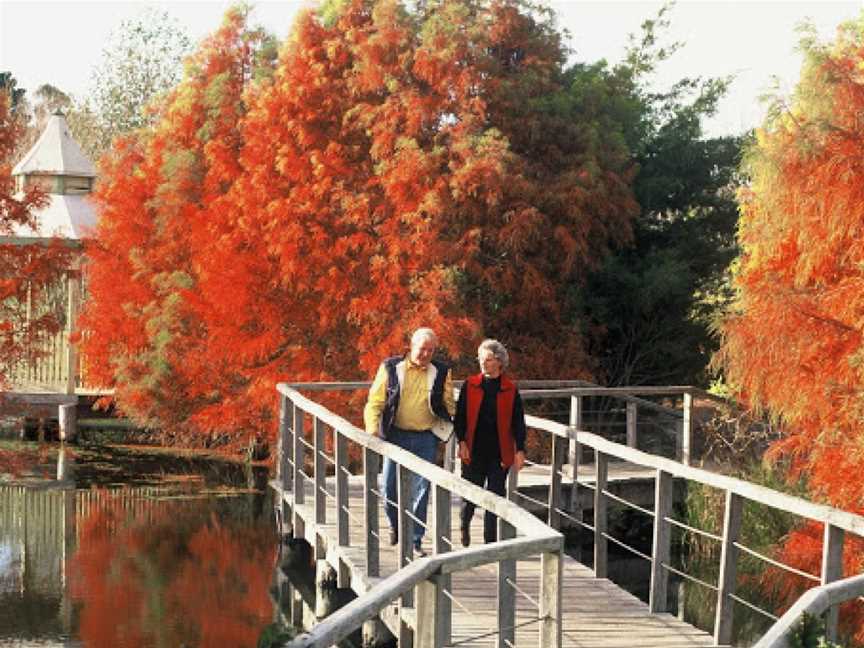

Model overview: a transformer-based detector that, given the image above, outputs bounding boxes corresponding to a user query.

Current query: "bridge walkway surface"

[273,473,716,647]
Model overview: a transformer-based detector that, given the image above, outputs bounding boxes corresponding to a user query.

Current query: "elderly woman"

[454,339,526,546]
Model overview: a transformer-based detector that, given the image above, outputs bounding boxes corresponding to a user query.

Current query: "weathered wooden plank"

[1,392,77,405]
[548,435,567,529]
[650,469,673,614]
[821,524,845,642]
[715,491,743,645]
[626,401,637,448]
[539,549,563,647]
[498,520,516,648]
[335,432,349,547]
[594,451,609,579]
[433,484,452,645]
[568,395,583,515]
[679,392,693,465]
[314,417,326,526]
[363,447,380,578]
[293,407,305,507]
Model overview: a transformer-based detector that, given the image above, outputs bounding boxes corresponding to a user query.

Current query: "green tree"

[0,73,25,109]
[85,7,192,154]
[575,5,742,386]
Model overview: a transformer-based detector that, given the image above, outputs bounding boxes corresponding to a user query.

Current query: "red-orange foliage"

[79,7,276,438]
[719,19,864,639]
[69,500,276,647]
[82,0,637,443]
[0,89,72,385]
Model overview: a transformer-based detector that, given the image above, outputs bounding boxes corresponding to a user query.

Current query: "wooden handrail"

[752,574,864,648]
[283,536,561,648]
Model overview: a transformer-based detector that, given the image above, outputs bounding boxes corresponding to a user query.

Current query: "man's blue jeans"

[382,428,437,546]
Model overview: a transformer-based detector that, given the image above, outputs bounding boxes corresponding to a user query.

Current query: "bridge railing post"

[650,469,673,612]
[397,463,414,571]
[821,523,845,642]
[626,401,637,448]
[292,404,305,538]
[676,391,693,465]
[568,395,583,513]
[433,484,452,645]
[444,434,457,473]
[363,447,380,578]
[498,519,517,648]
[336,431,349,546]
[539,547,563,648]
[594,451,609,578]
[335,430,350,587]
[548,434,567,530]
[415,576,444,648]
[397,463,414,644]
[314,417,326,526]
[714,490,743,645]
[278,395,292,492]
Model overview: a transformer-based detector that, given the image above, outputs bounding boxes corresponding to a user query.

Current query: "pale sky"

[1,0,862,137]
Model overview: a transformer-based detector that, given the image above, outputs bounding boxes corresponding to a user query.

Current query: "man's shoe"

[413,541,426,558]
[461,527,470,547]
[389,528,398,546]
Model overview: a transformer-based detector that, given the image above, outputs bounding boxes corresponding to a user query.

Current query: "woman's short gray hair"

[478,338,509,369]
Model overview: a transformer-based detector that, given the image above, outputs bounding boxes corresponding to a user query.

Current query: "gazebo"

[4,111,97,395]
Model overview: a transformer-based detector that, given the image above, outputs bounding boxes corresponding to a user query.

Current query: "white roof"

[6,194,97,241]
[12,113,96,178]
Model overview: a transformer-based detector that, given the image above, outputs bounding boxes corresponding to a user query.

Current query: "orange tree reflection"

[69,495,277,648]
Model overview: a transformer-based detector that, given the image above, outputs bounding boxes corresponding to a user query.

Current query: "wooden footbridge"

[271,382,864,648]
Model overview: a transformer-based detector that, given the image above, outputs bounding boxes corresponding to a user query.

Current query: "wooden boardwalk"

[275,384,864,648]
[277,474,718,647]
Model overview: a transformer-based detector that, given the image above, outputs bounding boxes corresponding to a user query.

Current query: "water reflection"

[0,444,279,647]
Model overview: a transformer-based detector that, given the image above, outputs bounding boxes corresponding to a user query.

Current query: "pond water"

[0,442,285,648]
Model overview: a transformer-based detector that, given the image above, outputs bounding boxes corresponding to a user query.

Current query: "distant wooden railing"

[275,383,565,648]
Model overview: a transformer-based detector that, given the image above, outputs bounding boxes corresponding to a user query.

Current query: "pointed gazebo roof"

[12,111,96,178]
[6,112,98,243]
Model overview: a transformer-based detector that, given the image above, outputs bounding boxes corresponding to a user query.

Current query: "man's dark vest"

[380,356,451,439]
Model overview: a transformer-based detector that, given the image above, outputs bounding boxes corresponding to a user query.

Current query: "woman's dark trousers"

[460,459,509,543]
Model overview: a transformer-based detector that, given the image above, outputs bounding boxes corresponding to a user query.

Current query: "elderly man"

[364,328,455,556]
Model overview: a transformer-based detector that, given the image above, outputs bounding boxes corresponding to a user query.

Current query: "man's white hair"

[411,327,438,347]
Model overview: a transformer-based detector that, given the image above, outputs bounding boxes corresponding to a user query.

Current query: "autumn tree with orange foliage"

[78,7,277,439]
[0,82,73,387]
[718,18,864,641]
[82,0,638,442]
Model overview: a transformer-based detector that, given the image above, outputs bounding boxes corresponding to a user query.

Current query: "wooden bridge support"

[362,617,393,648]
